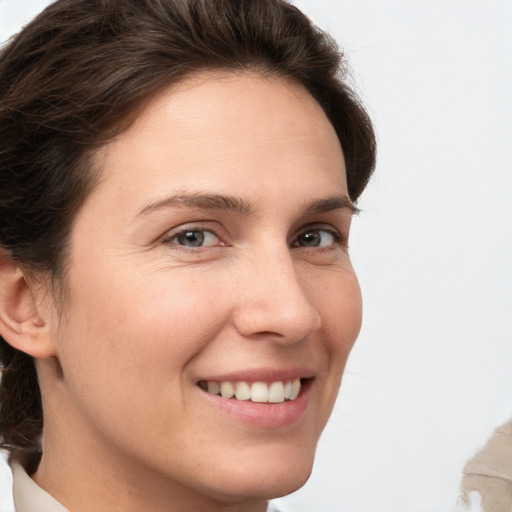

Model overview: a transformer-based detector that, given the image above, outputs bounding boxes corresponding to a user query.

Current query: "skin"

[21,73,362,512]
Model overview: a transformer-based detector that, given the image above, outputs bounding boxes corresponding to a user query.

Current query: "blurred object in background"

[458,419,512,512]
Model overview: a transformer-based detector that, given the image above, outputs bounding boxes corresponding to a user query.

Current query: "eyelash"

[160,223,344,251]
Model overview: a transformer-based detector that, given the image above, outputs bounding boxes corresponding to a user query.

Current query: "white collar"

[12,459,68,512]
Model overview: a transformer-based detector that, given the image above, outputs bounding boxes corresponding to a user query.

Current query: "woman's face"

[41,73,362,507]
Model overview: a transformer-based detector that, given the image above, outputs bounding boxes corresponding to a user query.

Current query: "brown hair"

[0,0,376,468]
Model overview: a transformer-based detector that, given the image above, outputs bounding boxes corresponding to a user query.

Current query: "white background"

[1,1,511,511]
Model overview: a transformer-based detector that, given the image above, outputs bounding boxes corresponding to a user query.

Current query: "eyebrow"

[305,195,360,216]
[136,192,359,218]
[137,192,253,217]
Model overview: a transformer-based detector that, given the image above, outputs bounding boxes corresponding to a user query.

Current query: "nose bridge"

[233,243,322,341]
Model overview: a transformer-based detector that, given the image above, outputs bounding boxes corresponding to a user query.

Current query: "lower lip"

[199,380,312,429]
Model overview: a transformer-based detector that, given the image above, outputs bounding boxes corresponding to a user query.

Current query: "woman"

[0,0,376,511]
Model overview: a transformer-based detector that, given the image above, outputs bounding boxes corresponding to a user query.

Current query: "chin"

[200,442,316,503]
[261,465,313,500]
[209,467,313,505]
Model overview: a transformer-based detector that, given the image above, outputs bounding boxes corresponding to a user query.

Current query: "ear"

[0,252,56,359]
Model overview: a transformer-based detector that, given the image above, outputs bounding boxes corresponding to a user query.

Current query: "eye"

[294,228,339,248]
[167,229,222,248]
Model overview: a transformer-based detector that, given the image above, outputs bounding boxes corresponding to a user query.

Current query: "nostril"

[252,331,285,339]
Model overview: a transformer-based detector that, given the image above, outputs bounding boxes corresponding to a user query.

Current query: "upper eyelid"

[161,221,225,238]
[294,223,342,238]
[297,223,340,233]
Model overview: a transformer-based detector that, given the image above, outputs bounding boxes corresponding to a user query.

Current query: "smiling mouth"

[198,379,308,404]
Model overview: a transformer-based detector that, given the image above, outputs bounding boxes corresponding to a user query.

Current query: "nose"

[232,248,322,343]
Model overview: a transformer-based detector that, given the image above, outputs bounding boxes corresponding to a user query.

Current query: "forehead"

[89,72,346,212]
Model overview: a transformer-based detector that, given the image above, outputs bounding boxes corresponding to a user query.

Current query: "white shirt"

[11,460,283,512]
[11,460,67,512]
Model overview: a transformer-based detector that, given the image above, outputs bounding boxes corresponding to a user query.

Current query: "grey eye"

[295,229,336,248]
[172,230,220,247]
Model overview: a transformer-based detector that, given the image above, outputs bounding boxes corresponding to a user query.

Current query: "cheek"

[311,268,362,416]
[52,270,227,450]
[313,266,363,351]
[57,266,227,387]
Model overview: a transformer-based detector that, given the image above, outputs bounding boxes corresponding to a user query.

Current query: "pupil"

[300,231,320,247]
[180,230,204,247]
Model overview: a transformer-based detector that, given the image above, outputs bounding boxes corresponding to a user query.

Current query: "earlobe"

[0,253,56,359]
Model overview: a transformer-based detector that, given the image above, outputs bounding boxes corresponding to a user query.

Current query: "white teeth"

[235,382,251,401]
[284,381,292,399]
[268,381,285,403]
[289,379,301,400]
[250,382,268,403]
[220,381,235,399]
[202,379,303,403]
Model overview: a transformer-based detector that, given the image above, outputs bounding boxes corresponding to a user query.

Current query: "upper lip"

[196,367,315,383]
